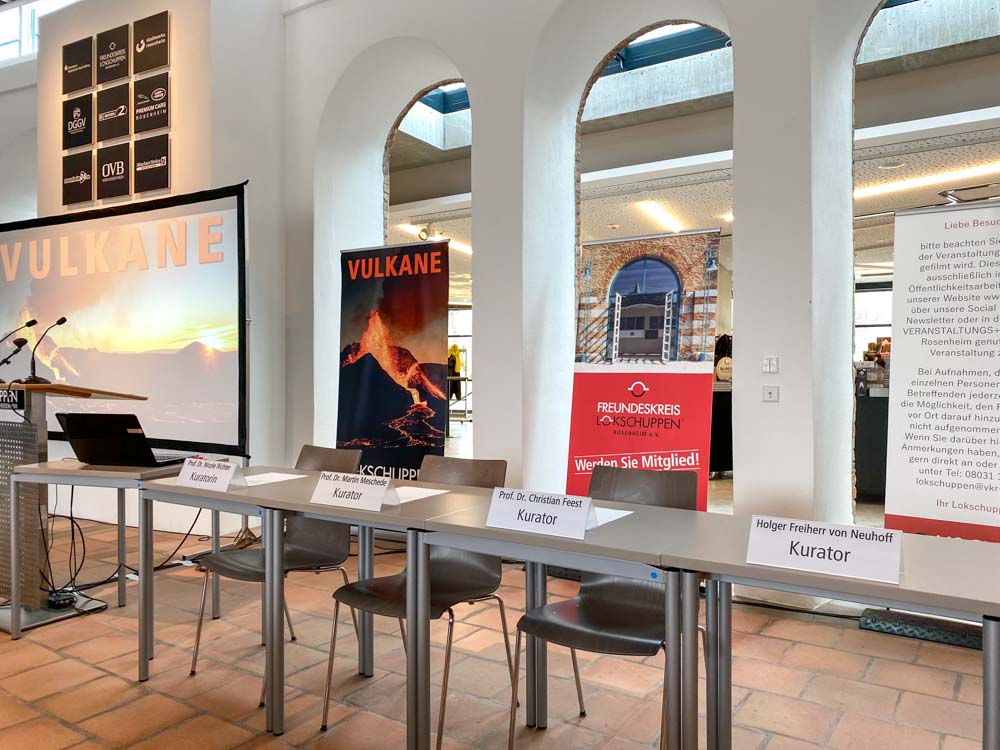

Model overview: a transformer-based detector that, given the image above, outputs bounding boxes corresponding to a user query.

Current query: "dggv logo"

[67,107,88,135]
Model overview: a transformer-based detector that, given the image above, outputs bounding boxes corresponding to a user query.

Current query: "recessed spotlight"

[877,160,905,170]
[721,212,734,223]
[608,223,620,230]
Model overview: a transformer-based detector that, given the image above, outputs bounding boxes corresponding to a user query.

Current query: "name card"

[177,458,246,491]
[486,488,598,540]
[309,472,399,511]
[747,515,902,585]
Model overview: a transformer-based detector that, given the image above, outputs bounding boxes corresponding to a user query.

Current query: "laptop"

[56,413,194,468]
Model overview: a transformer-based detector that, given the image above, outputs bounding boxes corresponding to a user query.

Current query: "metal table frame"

[137,484,415,737]
[420,531,702,750]
[6,469,166,637]
[702,574,999,750]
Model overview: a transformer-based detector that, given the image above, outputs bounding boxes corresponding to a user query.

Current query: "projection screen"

[0,184,248,455]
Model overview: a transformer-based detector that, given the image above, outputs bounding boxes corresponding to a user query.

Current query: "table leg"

[524,561,547,728]
[705,579,718,750]
[265,509,285,736]
[116,489,127,608]
[263,512,273,732]
[9,475,20,639]
[138,490,153,680]
[681,572,699,750]
[405,529,430,750]
[664,569,681,750]
[985,616,999,750]
[358,525,374,677]
[718,581,732,750]
[211,510,221,620]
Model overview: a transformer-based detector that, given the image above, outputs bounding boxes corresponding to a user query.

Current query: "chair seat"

[517,597,665,656]
[333,572,497,620]
[199,544,350,583]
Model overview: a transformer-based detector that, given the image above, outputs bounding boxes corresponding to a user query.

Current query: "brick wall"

[576,233,720,363]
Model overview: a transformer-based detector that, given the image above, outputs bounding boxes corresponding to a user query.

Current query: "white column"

[723,0,877,522]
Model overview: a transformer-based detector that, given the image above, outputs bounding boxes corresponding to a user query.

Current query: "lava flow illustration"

[337,311,447,449]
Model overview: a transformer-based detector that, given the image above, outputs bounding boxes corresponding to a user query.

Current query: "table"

[6,461,182,638]
[647,508,1000,750]
[139,469,494,737]
[422,499,703,750]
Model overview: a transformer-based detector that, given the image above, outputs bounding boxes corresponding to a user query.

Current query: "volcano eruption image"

[336,242,450,474]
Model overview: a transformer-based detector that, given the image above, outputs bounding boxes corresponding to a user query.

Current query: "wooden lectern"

[0,383,146,626]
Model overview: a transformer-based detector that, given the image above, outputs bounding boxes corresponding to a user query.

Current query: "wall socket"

[762,385,780,402]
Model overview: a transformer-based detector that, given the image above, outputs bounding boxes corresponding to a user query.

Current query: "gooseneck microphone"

[0,319,37,347]
[23,317,67,385]
[0,337,28,384]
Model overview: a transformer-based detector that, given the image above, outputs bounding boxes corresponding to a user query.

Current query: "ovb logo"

[102,160,125,178]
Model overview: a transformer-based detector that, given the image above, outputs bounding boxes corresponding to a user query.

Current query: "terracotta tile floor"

[0,515,985,749]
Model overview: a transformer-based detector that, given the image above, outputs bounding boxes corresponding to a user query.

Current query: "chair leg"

[283,595,297,642]
[570,648,587,717]
[698,623,707,661]
[436,609,456,750]
[321,600,342,731]
[189,570,210,676]
[398,618,407,656]
[507,629,522,750]
[336,567,360,639]
[259,673,266,708]
[490,595,516,692]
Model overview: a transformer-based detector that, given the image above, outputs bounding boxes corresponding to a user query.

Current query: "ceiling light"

[398,223,422,237]
[877,160,905,170]
[636,201,684,233]
[855,161,1000,199]
[398,223,472,255]
[721,212,734,223]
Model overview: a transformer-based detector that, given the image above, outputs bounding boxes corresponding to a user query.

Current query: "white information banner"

[887,204,1000,542]
[177,458,246,491]
[309,472,399,510]
[486,488,599,540]
[747,516,902,585]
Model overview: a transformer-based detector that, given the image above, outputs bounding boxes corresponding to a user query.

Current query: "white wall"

[0,60,39,222]
[29,0,286,534]
[282,0,888,521]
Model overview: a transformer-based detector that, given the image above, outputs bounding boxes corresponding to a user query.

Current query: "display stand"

[0,383,146,634]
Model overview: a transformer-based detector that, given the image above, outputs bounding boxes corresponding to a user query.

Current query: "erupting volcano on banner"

[336,241,450,477]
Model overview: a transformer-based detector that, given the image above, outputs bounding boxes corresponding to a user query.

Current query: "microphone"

[23,317,67,385]
[0,337,28,383]
[0,319,37,347]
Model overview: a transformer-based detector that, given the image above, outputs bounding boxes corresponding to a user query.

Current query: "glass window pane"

[855,289,892,326]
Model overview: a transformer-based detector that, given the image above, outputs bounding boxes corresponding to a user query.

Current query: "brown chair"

[189,446,362,706]
[506,466,700,749]
[321,455,513,750]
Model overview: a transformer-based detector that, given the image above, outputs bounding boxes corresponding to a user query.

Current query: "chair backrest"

[283,445,361,563]
[420,454,508,590]
[418,454,507,489]
[295,445,362,474]
[581,466,698,604]
[587,465,697,511]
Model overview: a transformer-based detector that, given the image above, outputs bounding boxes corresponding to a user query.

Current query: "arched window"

[386,81,474,456]
[605,257,682,362]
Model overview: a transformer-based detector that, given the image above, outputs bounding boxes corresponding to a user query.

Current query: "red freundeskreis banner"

[565,365,715,509]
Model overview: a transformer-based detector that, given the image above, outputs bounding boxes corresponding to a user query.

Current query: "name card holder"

[177,458,247,491]
[486,488,598,540]
[309,472,399,511]
[747,515,903,585]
